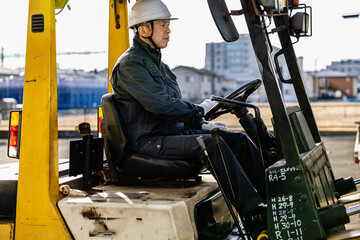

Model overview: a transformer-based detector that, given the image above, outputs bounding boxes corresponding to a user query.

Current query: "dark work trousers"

[135,129,266,217]
[134,129,266,216]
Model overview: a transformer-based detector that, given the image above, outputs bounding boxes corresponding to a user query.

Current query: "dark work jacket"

[110,35,205,150]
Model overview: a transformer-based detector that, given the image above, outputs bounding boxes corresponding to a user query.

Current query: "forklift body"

[1,0,360,239]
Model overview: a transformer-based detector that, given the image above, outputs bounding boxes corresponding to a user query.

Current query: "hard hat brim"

[129,17,179,29]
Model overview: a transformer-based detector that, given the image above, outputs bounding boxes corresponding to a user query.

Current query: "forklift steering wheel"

[204,79,262,121]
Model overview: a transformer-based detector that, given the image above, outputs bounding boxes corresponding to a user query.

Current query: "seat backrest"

[101,93,129,169]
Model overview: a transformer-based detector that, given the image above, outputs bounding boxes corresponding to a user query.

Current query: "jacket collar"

[133,35,161,66]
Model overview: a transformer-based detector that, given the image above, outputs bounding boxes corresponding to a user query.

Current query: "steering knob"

[210,128,221,144]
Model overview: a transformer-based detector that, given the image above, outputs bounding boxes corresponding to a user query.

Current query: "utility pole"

[210,42,215,95]
[314,57,319,98]
[1,48,4,67]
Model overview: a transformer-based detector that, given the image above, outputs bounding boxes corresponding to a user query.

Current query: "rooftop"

[312,69,358,78]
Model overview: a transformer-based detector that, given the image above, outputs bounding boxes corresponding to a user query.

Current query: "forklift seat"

[101,93,204,185]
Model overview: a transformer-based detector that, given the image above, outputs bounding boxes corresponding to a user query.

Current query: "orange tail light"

[97,106,103,138]
[8,110,22,158]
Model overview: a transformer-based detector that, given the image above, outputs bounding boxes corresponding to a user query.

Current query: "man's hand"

[202,122,227,131]
[199,99,217,115]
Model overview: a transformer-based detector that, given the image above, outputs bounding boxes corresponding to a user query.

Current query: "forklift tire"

[256,230,268,240]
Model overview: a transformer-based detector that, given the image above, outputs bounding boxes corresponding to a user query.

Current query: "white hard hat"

[128,0,178,29]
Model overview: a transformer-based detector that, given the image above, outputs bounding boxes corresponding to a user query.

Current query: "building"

[0,69,107,110]
[280,57,315,102]
[57,70,107,109]
[204,34,289,102]
[326,59,360,94]
[312,69,358,99]
[0,66,21,77]
[172,65,237,103]
[204,34,286,82]
[205,35,258,83]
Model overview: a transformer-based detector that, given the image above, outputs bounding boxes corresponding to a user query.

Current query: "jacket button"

[157,145,161,148]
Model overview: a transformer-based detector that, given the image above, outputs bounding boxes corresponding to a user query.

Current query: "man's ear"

[138,24,151,38]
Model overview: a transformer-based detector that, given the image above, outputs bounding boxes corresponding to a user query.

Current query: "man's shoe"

[243,205,267,239]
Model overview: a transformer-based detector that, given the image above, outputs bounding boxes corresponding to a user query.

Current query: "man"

[110,0,266,237]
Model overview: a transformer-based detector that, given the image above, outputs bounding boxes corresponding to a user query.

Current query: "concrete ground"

[0,138,81,164]
[0,133,357,167]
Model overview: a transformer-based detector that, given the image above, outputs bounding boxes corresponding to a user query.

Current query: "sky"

[1,0,360,72]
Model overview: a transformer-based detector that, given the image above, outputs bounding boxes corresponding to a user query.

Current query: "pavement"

[0,138,81,164]
[0,132,357,170]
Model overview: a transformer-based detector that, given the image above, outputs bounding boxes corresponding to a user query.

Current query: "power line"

[3,51,106,58]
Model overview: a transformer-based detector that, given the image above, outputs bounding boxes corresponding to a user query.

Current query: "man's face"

[139,19,171,49]
[152,19,171,49]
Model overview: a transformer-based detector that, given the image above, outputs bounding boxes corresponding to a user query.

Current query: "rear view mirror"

[208,0,239,42]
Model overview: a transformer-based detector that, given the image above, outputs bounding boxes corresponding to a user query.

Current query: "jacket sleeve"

[112,60,205,129]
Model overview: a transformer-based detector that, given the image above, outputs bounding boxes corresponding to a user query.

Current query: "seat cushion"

[121,153,203,179]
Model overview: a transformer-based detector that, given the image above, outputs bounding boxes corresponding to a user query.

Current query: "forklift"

[1,0,360,239]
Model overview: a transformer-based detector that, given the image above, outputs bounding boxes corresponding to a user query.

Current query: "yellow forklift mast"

[15,0,69,238]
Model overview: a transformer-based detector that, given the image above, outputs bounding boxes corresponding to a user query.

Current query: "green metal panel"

[267,160,325,239]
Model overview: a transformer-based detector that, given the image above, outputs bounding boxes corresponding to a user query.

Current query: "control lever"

[196,136,243,235]
[210,128,237,203]
[76,122,92,190]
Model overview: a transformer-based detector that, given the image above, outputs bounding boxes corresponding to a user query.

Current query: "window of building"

[319,78,327,88]
[226,51,235,57]
[186,76,194,83]
[225,44,241,50]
